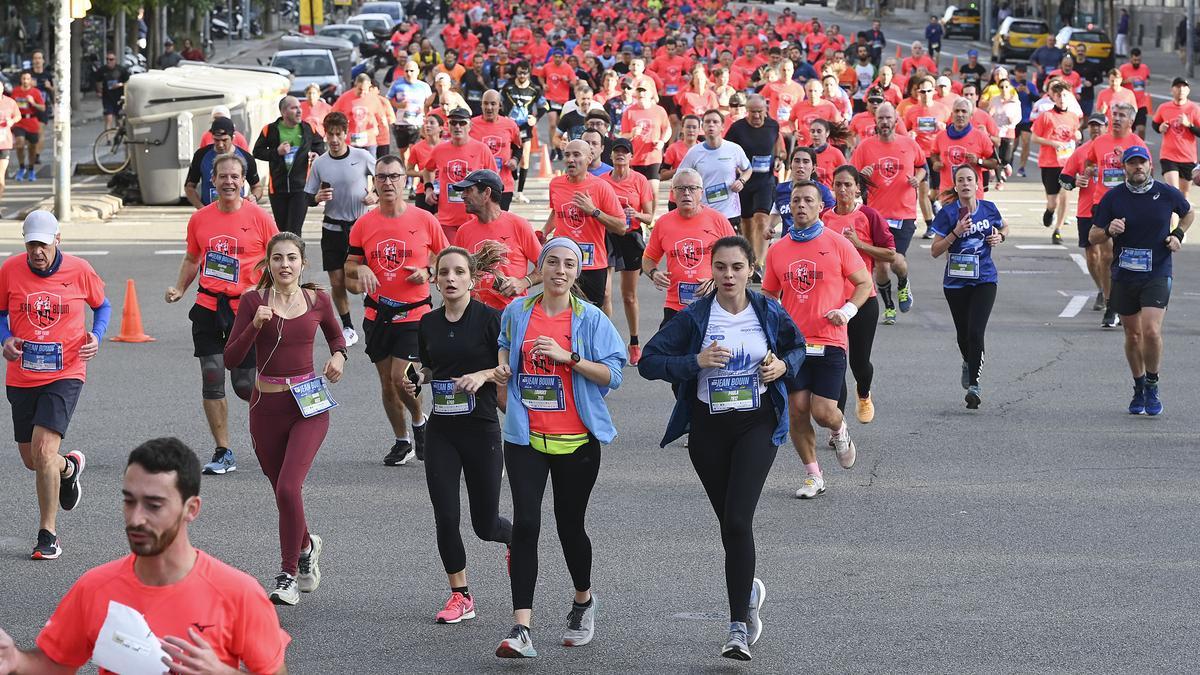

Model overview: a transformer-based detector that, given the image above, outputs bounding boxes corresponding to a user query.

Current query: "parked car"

[270,48,343,102]
[992,17,1050,63]
[359,1,406,25]
[1058,27,1115,71]
[942,5,981,39]
[318,23,370,48]
[347,12,396,39]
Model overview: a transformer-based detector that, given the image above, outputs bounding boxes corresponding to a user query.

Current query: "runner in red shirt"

[453,169,543,310]
[0,211,109,560]
[789,79,843,148]
[847,87,909,153]
[620,86,672,196]
[761,60,805,138]
[0,437,290,673]
[649,41,692,128]
[809,119,848,186]
[1031,80,1083,243]
[900,75,950,228]
[662,114,701,186]
[901,42,937,77]
[471,90,523,209]
[930,98,1000,198]
[537,49,578,137]
[1152,77,1200,197]
[762,181,871,500]
[601,138,657,364]
[642,168,737,322]
[166,152,278,477]
[850,103,926,325]
[1095,69,1138,123]
[424,108,495,242]
[0,91,20,206]
[408,114,443,215]
[347,154,449,467]
[332,74,382,153]
[675,63,720,118]
[1059,114,1113,318]
[1119,49,1152,136]
[9,72,45,182]
[542,139,626,308]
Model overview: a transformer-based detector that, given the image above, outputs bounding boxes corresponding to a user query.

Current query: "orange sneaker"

[856,394,875,424]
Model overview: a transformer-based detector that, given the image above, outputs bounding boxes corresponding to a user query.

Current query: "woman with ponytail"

[224,232,348,606]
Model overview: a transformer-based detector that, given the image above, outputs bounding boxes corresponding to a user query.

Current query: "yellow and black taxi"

[1060,27,1115,71]
[992,17,1050,62]
[941,5,982,39]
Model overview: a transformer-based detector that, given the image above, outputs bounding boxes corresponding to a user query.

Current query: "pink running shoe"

[436,592,476,624]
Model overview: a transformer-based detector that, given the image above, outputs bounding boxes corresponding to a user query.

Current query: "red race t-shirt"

[850,135,926,220]
[1083,132,1147,200]
[184,200,278,312]
[814,144,846,186]
[643,206,737,310]
[600,170,655,232]
[621,104,671,165]
[454,212,543,310]
[520,302,587,435]
[428,139,495,237]
[470,115,522,191]
[1119,63,1152,110]
[547,174,623,270]
[762,229,865,352]
[408,140,438,192]
[37,551,289,675]
[789,100,842,147]
[848,111,908,143]
[0,253,105,388]
[650,55,692,96]
[902,102,950,154]
[10,86,43,134]
[1062,142,1101,218]
[1031,108,1082,168]
[932,127,995,197]
[823,205,895,297]
[663,139,697,169]
[762,80,805,133]
[349,205,449,323]
[332,90,381,147]
[1152,101,1200,163]
[675,87,720,118]
[538,61,577,104]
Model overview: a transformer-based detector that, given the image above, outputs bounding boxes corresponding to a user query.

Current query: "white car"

[270,49,342,101]
[348,13,395,37]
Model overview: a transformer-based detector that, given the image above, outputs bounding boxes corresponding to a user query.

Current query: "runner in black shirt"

[501,63,546,204]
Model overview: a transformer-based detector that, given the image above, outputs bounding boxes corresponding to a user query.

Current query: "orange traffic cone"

[110,279,155,343]
[896,45,902,59]
[537,144,554,179]
[951,56,959,72]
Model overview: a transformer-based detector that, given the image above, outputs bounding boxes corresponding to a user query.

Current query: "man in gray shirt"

[305,110,377,347]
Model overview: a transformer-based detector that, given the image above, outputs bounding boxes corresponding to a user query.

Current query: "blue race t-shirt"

[930,199,1003,288]
[197,146,256,206]
[1093,180,1191,282]
[773,179,834,229]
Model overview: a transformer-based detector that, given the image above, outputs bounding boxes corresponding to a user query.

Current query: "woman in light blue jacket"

[494,237,626,659]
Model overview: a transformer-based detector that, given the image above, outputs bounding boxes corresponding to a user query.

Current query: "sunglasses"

[448,120,469,126]
[918,88,934,93]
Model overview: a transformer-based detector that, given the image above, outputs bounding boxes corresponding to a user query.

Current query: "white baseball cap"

[23,210,60,244]
[211,104,231,118]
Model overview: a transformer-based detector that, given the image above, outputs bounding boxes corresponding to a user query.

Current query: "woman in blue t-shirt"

[930,164,1009,409]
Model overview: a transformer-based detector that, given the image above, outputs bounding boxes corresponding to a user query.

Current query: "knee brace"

[200,355,226,400]
[231,367,255,402]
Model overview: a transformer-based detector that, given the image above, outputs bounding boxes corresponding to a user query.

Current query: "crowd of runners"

[0,0,1195,670]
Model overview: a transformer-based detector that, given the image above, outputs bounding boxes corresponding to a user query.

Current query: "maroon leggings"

[249,388,329,575]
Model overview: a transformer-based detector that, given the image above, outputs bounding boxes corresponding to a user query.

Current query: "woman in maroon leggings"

[225,232,347,606]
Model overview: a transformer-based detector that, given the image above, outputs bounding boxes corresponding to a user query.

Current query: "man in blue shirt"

[184,118,262,209]
[1090,146,1193,416]
[925,16,944,60]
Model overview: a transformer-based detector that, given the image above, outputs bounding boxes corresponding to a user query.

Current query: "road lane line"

[72,251,109,256]
[155,249,186,255]
[1059,295,1088,317]
[1070,253,1089,275]
[1016,244,1066,250]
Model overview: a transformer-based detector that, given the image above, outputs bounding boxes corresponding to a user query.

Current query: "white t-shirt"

[696,300,769,411]
[678,139,751,220]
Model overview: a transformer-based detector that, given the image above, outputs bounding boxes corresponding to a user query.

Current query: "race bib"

[578,242,596,267]
[1118,247,1152,272]
[1102,167,1124,187]
[431,379,475,415]
[678,281,700,305]
[706,373,761,413]
[509,106,529,125]
[886,218,904,230]
[290,376,338,418]
[448,184,465,203]
[518,373,566,411]
[777,104,792,120]
[202,250,239,283]
[666,84,679,95]
[705,182,730,203]
[751,155,773,173]
[948,252,980,279]
[1056,141,1076,163]
[21,341,63,372]
[1133,79,1145,92]
[917,116,937,134]
[284,147,298,170]
[350,131,368,146]
[805,343,826,357]
[495,156,504,172]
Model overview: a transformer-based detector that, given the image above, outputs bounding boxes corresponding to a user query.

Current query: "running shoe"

[1102,310,1120,328]
[516,192,530,204]
[436,591,476,624]
[961,362,970,390]
[965,385,982,409]
[202,447,236,475]
[496,624,537,658]
[856,394,875,424]
[1128,387,1146,415]
[31,529,61,560]
[412,419,427,461]
[13,168,25,181]
[750,268,763,285]
[1143,384,1163,416]
[1052,229,1063,245]
[342,326,360,347]
[562,596,596,646]
[747,578,766,646]
[1092,291,1105,311]
[921,226,935,239]
[882,308,897,325]
[383,440,415,466]
[832,429,857,468]
[1017,167,1026,178]
[297,534,322,593]
[897,285,913,313]
[60,451,86,511]
[269,573,300,606]
[627,344,641,366]
[721,622,752,661]
[794,473,826,499]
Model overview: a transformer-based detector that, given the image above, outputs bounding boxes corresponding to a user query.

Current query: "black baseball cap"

[451,169,504,194]
[1173,77,1190,88]
[611,137,633,153]
[210,117,235,136]
[446,107,472,121]
[1086,112,1108,125]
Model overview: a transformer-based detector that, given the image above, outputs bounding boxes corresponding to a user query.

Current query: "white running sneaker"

[516,192,530,204]
[269,573,300,606]
[832,428,857,469]
[746,578,766,645]
[297,534,322,593]
[342,326,360,347]
[795,473,826,499]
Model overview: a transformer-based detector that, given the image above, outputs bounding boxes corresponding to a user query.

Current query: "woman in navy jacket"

[639,236,805,662]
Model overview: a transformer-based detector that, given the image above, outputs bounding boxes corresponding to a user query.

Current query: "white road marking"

[1059,295,1089,317]
[1070,253,1089,275]
[1016,244,1067,250]
[155,249,186,255]
[72,251,109,256]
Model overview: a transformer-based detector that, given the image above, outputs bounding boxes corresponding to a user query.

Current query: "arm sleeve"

[185,147,205,186]
[223,291,261,369]
[584,308,626,392]
[243,149,262,187]
[251,125,273,162]
[89,298,112,341]
[318,291,347,354]
[1152,104,1165,125]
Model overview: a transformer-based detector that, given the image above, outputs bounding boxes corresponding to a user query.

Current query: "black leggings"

[268,191,309,237]
[998,138,1015,168]
[426,416,512,574]
[689,401,779,623]
[943,283,997,387]
[838,294,880,411]
[505,436,601,611]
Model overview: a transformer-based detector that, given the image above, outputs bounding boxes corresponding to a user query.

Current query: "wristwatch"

[591,208,601,218]
[569,351,582,366]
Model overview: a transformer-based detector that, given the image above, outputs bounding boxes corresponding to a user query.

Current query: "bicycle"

[92,106,130,174]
